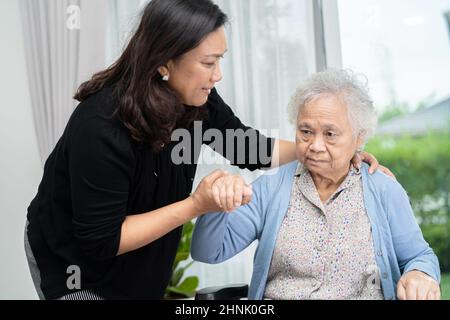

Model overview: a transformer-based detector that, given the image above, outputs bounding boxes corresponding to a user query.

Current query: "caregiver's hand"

[190,170,229,215]
[397,270,441,300]
[211,173,253,213]
[351,151,397,179]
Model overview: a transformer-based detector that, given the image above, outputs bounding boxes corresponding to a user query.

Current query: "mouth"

[306,158,327,164]
[202,87,212,94]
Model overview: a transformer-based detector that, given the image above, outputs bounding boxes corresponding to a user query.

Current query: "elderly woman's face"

[296,94,363,176]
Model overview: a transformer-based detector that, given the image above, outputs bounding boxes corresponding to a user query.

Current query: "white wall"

[0,0,42,300]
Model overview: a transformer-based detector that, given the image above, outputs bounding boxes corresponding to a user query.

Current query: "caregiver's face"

[296,94,362,176]
[166,27,227,107]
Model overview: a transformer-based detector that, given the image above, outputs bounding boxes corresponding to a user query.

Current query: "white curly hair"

[287,69,378,144]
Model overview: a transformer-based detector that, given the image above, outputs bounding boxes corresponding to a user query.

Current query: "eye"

[203,62,216,68]
[300,130,312,136]
[326,131,337,138]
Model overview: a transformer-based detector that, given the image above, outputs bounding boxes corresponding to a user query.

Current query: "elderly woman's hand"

[351,151,397,179]
[397,270,441,300]
[212,173,253,212]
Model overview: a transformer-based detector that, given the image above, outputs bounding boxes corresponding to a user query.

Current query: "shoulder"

[70,87,119,121]
[265,161,298,179]
[204,88,235,123]
[206,87,227,110]
[361,164,408,201]
[66,89,134,159]
[69,88,128,140]
[255,161,298,191]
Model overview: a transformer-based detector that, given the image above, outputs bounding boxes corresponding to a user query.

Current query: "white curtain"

[20,0,109,164]
[105,0,318,291]
[107,0,149,65]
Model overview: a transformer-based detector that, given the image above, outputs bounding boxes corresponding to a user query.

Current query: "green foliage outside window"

[366,131,450,272]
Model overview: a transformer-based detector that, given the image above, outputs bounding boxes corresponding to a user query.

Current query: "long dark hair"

[74,0,228,152]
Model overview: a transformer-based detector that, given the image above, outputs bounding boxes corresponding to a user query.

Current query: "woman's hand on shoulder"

[352,151,397,179]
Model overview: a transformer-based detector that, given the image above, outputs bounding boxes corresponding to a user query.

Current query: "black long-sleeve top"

[26,87,274,300]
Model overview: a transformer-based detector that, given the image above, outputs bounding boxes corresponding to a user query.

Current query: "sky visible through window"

[338,0,450,112]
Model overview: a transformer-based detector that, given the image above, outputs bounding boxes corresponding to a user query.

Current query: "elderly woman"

[191,69,441,300]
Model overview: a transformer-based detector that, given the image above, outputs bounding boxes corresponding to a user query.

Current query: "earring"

[162,74,169,82]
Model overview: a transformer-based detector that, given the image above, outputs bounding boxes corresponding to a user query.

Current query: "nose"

[309,135,326,153]
[212,62,223,83]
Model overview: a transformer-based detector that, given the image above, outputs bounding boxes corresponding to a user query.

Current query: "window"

[338,0,450,113]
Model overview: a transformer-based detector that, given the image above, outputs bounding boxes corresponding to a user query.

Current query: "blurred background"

[0,0,448,299]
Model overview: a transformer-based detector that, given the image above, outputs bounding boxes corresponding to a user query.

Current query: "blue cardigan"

[191,161,441,300]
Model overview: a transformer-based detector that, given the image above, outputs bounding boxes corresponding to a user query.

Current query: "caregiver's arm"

[270,140,297,168]
[118,170,226,256]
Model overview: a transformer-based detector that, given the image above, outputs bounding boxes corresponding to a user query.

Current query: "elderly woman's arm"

[384,179,441,300]
[191,173,271,264]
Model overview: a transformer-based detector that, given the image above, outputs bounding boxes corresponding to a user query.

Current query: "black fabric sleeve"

[68,116,135,261]
[204,88,275,171]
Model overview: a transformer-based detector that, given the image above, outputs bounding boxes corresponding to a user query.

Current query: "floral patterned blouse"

[264,163,384,300]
